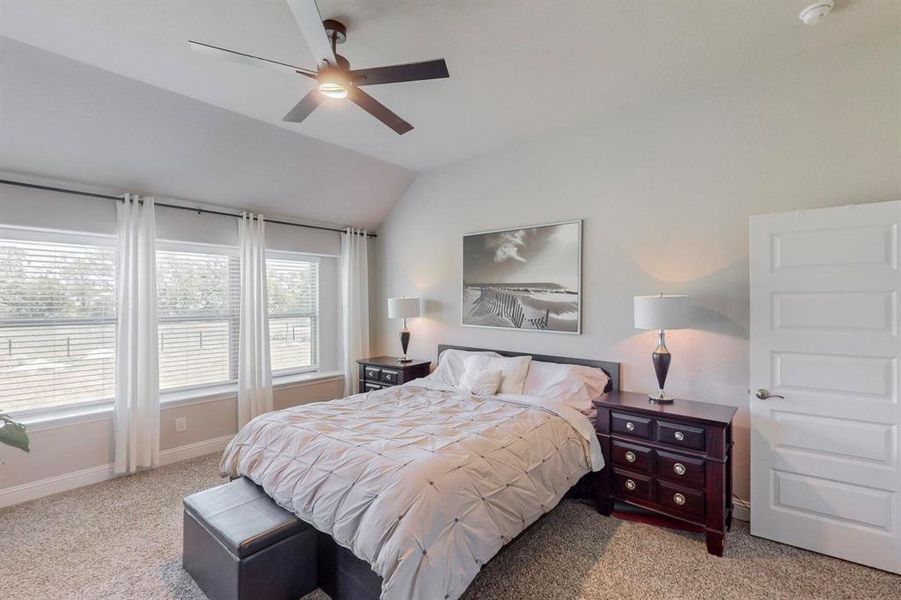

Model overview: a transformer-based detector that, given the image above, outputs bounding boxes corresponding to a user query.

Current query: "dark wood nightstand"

[357,356,431,392]
[593,391,737,556]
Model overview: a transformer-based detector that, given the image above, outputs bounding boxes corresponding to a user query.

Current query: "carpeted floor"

[2,454,898,599]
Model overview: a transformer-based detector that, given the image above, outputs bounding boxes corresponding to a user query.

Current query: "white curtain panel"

[340,228,370,395]
[114,194,160,475]
[238,213,273,428]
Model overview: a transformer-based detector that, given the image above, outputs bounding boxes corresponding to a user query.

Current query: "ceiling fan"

[188,0,449,135]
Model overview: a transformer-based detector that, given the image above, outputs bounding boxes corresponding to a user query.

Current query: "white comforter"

[219,380,603,600]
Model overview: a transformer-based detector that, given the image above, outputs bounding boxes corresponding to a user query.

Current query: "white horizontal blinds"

[267,257,319,373]
[156,248,239,391]
[0,237,117,413]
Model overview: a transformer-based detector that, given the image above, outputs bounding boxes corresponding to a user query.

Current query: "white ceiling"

[0,38,414,230]
[1,1,898,172]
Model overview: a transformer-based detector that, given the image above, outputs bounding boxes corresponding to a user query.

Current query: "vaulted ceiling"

[3,1,898,172]
[0,38,415,230]
[1,1,898,225]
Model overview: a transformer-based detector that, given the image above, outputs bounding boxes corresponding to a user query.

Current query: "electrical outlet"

[175,416,187,433]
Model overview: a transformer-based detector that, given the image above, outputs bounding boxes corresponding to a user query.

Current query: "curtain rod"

[0,179,376,238]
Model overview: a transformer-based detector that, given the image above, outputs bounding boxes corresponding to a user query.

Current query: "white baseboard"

[0,434,233,509]
[734,504,750,522]
[0,463,115,509]
[159,434,233,466]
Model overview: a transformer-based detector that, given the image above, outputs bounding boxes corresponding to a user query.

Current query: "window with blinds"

[0,234,324,413]
[0,234,117,413]
[156,247,239,391]
[267,257,319,374]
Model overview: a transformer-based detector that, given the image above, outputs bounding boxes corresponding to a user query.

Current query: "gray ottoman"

[183,478,317,600]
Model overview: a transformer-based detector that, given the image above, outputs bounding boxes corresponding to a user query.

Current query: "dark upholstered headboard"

[436,344,620,393]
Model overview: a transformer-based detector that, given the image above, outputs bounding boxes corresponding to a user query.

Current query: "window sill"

[14,370,344,431]
[18,403,115,433]
[159,370,344,408]
[273,370,343,389]
[161,383,237,409]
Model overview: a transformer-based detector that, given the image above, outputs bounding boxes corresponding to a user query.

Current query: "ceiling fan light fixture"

[317,68,349,99]
[319,81,348,99]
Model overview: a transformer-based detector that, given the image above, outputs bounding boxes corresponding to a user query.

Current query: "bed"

[220,345,620,600]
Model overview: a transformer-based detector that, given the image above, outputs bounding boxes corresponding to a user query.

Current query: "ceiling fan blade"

[282,90,324,123]
[286,0,337,68]
[349,59,449,86]
[188,40,316,76]
[347,87,413,135]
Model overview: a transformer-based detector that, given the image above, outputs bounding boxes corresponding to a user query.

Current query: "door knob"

[755,388,784,400]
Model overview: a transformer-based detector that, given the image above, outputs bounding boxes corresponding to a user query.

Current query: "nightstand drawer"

[363,381,383,392]
[613,470,653,502]
[611,440,653,473]
[380,368,400,385]
[656,420,705,452]
[657,480,705,517]
[611,412,652,440]
[656,450,705,487]
[364,366,381,381]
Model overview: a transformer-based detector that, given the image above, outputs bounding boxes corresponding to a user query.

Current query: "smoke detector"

[799,1,834,25]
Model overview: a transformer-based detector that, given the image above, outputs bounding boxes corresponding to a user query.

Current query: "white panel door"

[750,200,901,574]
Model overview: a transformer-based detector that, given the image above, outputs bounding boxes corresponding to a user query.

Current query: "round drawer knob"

[625,479,637,491]
[673,493,686,506]
[674,431,685,441]
[673,463,686,476]
[625,451,637,463]
[626,421,635,431]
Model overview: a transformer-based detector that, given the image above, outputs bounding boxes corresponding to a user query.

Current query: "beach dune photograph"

[462,221,581,333]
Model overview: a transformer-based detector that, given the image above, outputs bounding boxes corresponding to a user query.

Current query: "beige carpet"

[1,453,898,599]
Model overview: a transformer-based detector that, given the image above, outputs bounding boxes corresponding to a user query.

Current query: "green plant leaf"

[0,416,30,453]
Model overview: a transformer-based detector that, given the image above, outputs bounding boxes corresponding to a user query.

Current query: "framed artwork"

[462,220,581,334]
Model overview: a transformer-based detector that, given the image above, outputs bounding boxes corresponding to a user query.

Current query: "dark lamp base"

[398,326,411,363]
[650,329,674,404]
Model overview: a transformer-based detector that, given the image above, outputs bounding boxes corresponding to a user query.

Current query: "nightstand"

[593,391,737,556]
[357,356,431,392]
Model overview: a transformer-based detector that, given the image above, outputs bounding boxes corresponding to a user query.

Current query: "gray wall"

[371,33,901,504]
[0,378,344,492]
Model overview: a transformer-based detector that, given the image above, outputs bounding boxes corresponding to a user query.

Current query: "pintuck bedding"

[219,379,603,600]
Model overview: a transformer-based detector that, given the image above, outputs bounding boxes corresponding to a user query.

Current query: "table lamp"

[634,294,689,403]
[387,297,420,363]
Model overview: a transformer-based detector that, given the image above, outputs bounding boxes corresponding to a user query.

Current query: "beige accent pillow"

[458,367,503,396]
[464,354,532,395]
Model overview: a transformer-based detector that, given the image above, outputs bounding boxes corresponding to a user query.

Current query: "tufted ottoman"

[183,477,317,600]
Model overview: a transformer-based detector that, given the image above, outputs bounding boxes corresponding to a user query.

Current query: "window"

[156,246,238,392]
[267,256,319,374]
[1,230,327,413]
[156,248,322,392]
[0,231,117,414]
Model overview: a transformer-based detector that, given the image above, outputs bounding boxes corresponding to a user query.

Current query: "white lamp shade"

[634,295,689,330]
[388,297,421,319]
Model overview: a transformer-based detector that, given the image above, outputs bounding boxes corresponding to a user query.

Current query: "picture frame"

[461,220,582,334]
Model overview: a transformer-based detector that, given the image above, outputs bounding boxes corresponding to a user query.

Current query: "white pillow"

[425,349,501,386]
[464,354,532,395]
[458,367,503,396]
[521,361,610,412]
